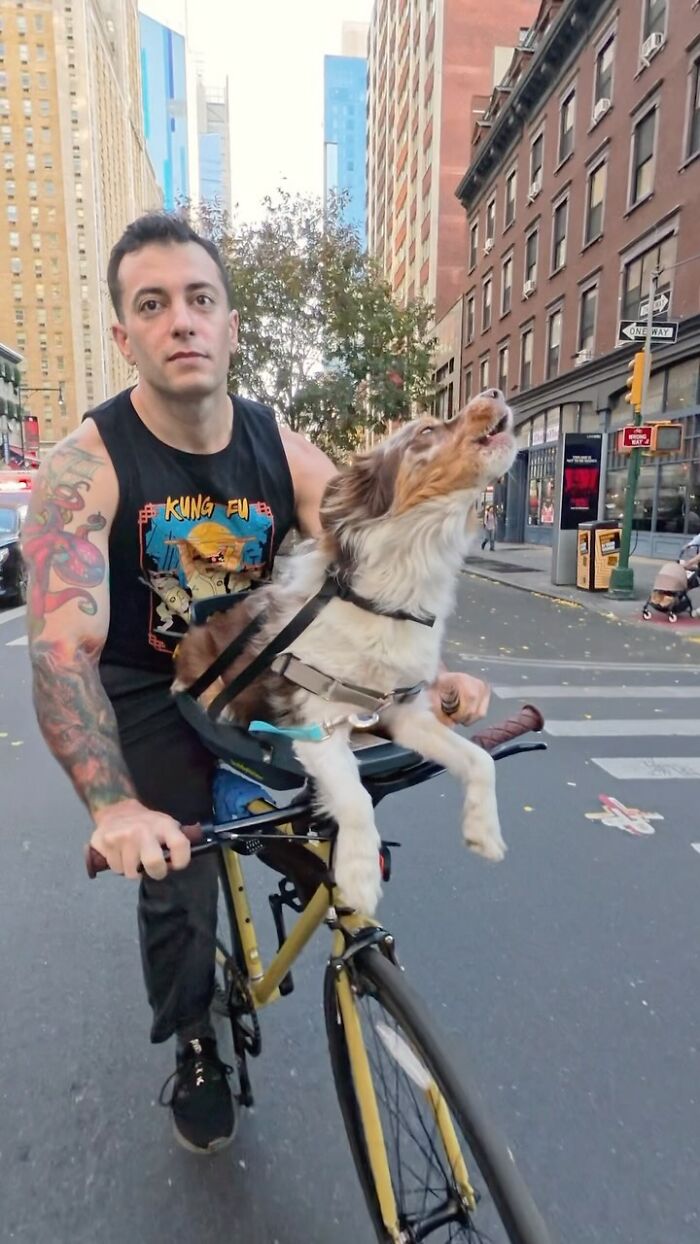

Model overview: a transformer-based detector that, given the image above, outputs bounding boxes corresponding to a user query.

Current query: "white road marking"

[493,685,700,699]
[0,605,25,626]
[6,634,27,646]
[545,719,700,737]
[458,653,700,673]
[592,757,700,779]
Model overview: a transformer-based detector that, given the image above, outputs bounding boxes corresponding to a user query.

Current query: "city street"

[1,574,699,1244]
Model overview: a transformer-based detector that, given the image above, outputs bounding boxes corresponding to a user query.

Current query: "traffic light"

[624,351,645,411]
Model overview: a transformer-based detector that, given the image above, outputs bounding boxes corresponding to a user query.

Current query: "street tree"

[196,190,437,458]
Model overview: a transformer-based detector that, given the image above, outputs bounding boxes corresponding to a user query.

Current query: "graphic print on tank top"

[140,492,275,650]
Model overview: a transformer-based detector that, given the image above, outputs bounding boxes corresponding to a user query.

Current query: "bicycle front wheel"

[324,947,551,1244]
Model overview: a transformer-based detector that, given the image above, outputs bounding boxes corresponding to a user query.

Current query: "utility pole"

[607,268,658,598]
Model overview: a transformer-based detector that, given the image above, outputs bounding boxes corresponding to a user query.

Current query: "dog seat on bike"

[175,691,421,791]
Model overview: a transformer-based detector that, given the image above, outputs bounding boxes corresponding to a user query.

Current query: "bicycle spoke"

[349,977,510,1243]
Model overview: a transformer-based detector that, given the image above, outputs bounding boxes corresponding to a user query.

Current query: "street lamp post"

[18,382,65,465]
[607,269,659,599]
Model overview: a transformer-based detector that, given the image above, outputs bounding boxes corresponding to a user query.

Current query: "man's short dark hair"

[107,211,234,320]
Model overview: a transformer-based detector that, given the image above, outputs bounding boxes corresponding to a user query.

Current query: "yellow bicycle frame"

[216,826,475,1239]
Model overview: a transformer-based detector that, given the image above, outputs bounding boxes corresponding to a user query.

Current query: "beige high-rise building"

[0,0,160,448]
[367,0,538,322]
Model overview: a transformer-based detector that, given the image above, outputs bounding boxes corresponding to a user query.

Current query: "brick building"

[455,0,700,557]
[366,0,538,326]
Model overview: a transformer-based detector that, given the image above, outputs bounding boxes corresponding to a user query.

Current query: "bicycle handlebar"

[84,704,545,878]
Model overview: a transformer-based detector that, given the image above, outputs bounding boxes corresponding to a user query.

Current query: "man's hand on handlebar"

[90,798,191,880]
[432,671,491,727]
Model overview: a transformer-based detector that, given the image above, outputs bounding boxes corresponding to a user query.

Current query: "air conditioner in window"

[523,279,536,298]
[527,174,542,203]
[484,237,494,254]
[592,97,611,125]
[641,31,665,63]
[574,348,592,366]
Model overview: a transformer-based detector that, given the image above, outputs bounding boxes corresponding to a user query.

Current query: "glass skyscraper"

[324,54,367,249]
[139,13,190,209]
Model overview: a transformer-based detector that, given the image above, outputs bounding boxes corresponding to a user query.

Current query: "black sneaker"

[159,1037,236,1154]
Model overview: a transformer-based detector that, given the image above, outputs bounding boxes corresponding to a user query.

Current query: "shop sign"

[559,433,603,531]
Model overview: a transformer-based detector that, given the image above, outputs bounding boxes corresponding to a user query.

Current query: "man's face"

[111,241,238,400]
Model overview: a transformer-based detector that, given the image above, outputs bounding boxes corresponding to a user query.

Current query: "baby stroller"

[642,561,695,622]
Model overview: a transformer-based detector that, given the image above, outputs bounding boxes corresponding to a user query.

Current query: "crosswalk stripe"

[6,634,27,646]
[593,757,700,779]
[493,685,700,699]
[545,719,700,737]
[0,605,25,626]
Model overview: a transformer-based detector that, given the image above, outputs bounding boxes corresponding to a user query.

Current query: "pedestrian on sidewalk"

[481,505,496,552]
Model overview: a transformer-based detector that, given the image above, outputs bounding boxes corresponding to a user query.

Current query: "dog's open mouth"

[476,412,510,446]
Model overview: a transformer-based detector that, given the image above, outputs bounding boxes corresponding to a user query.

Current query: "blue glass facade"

[139,14,189,209]
[324,55,367,249]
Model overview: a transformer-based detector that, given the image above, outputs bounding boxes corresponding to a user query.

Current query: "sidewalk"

[463,542,700,631]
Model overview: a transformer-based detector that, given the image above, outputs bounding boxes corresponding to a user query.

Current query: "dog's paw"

[334,826,383,915]
[462,807,507,862]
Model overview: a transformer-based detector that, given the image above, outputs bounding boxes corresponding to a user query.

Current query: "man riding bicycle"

[25,212,490,1153]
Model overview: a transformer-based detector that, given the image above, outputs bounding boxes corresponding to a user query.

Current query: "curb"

[461,566,700,642]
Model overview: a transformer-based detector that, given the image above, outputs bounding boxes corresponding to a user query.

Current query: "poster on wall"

[559,433,603,531]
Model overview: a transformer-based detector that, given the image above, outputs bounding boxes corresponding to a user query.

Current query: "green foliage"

[197,190,436,458]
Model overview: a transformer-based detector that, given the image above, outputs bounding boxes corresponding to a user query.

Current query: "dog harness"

[182,571,434,738]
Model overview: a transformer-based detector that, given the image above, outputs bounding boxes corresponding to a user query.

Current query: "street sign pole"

[608,269,658,598]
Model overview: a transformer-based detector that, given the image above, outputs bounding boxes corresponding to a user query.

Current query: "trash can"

[577,522,621,590]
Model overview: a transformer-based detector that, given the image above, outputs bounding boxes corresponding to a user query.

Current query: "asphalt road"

[1,579,699,1244]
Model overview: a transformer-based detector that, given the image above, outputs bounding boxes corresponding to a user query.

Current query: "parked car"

[0,502,28,605]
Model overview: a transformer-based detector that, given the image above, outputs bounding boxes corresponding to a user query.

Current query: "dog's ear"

[320,449,399,533]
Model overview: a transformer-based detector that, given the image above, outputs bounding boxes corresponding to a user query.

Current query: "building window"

[6,203,16,222]
[19,43,28,64]
[9,230,18,248]
[42,152,52,169]
[466,294,475,343]
[630,107,657,206]
[469,219,478,271]
[20,72,29,91]
[479,355,489,390]
[497,343,509,392]
[34,13,44,31]
[36,44,46,61]
[22,99,31,117]
[643,0,666,41]
[529,131,543,190]
[552,197,568,272]
[0,123,9,145]
[558,87,575,162]
[10,257,20,274]
[482,276,492,332]
[546,308,562,379]
[501,254,513,314]
[688,58,700,162]
[39,99,49,116]
[12,282,22,302]
[578,286,598,354]
[463,367,473,403]
[17,16,27,35]
[520,328,534,390]
[584,161,606,244]
[37,72,47,90]
[594,32,615,107]
[485,197,495,245]
[621,232,676,321]
[4,177,13,196]
[524,228,538,288]
[504,166,517,228]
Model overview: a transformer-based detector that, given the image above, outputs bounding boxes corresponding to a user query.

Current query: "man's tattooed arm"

[30,638,137,812]
[25,429,135,814]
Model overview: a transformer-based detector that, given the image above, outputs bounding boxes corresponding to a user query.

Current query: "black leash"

[182,573,436,721]
[206,578,340,719]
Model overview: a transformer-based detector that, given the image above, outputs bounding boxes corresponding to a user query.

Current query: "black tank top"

[88,387,295,755]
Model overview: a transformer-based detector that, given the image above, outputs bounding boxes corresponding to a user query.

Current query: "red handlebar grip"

[84,822,204,878]
[470,705,545,753]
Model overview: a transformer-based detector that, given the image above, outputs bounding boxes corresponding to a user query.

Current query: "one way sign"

[618,319,679,344]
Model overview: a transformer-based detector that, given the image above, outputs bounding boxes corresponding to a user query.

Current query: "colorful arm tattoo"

[30,638,137,813]
[25,440,136,811]
[22,442,107,642]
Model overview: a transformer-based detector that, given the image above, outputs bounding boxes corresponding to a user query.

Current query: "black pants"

[124,718,218,1044]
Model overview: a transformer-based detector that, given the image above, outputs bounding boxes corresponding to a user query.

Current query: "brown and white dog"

[173,389,517,914]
